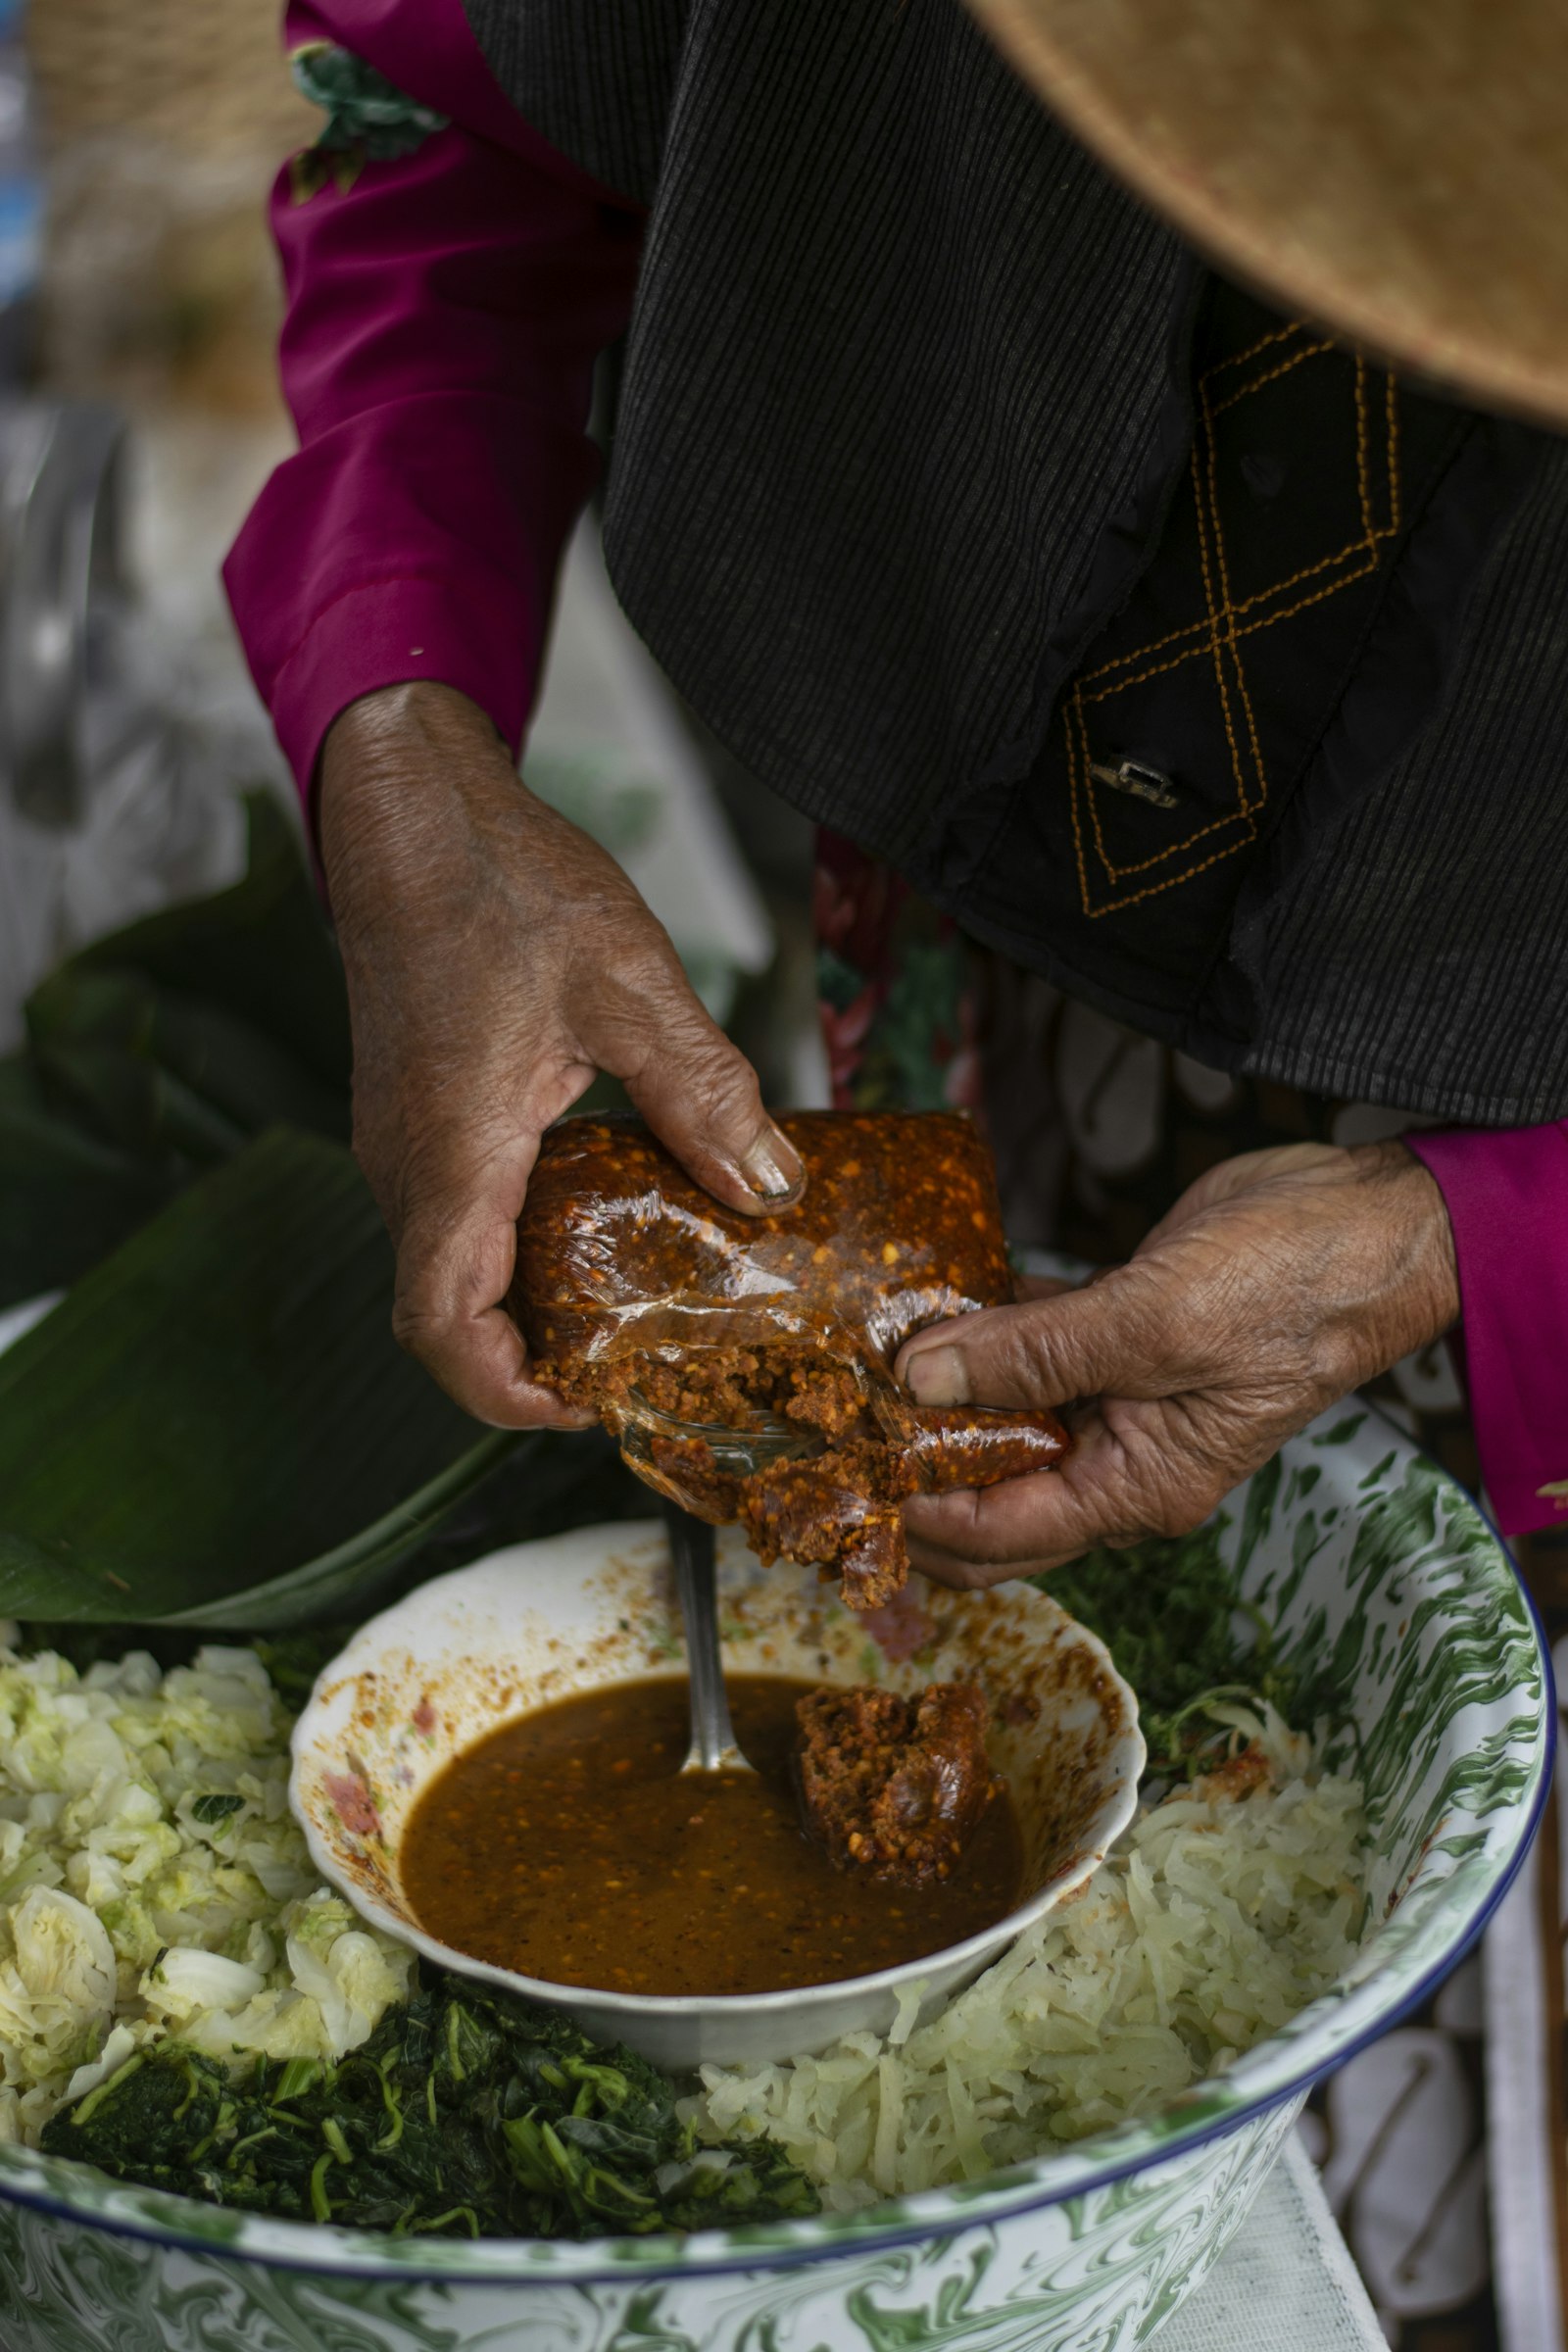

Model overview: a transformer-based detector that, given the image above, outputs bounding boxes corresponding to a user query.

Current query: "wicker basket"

[29,0,314,159]
[28,0,316,406]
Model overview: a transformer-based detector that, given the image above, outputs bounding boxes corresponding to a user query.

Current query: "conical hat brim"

[966,0,1568,425]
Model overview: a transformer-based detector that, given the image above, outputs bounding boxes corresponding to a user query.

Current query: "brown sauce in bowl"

[400,1674,1024,1998]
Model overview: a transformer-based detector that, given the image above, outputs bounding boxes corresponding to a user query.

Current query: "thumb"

[896,1263,1177,1411]
[598,962,806,1218]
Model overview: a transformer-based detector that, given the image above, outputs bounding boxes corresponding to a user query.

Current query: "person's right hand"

[318,681,805,1429]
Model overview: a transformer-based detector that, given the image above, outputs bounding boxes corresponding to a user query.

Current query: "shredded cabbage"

[0,1639,413,2144]
[693,1706,1366,2208]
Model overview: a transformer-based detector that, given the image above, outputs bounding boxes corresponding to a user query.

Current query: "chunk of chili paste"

[794,1682,1004,1885]
[513,1110,1069,1606]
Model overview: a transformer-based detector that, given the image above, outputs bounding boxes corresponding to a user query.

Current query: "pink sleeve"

[1405,1123,1568,1538]
[222,0,641,800]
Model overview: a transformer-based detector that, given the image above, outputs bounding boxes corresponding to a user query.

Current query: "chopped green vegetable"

[40,1972,817,2238]
[189,1794,247,1826]
[1044,1519,1345,1777]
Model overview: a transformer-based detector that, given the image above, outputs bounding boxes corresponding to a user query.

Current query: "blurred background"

[0,0,826,1094]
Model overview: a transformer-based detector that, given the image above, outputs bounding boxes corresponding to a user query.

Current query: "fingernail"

[740,1128,805,1201]
[905,1346,971,1406]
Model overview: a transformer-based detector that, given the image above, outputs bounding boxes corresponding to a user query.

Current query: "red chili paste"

[514,1110,1069,1607]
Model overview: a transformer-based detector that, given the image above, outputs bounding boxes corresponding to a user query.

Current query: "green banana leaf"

[0,1058,173,1301]
[0,1126,564,1630]
[40,787,349,1108]
[0,792,349,1310]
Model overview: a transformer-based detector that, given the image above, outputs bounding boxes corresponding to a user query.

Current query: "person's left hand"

[895,1139,1460,1587]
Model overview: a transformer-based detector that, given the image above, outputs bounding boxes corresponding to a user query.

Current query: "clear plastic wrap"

[513,1110,1069,1606]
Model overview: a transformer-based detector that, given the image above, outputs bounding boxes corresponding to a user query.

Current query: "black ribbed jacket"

[466,0,1568,1125]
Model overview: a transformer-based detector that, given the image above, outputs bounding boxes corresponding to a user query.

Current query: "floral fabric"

[813,830,982,1118]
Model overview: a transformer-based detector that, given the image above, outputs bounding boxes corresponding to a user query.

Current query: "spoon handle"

[663,1503,751,1774]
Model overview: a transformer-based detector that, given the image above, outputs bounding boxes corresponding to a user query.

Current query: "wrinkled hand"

[319,682,804,1428]
[895,1140,1459,1586]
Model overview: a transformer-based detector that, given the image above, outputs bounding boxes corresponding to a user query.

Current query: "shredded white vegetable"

[0,1638,413,2145]
[693,1705,1365,2208]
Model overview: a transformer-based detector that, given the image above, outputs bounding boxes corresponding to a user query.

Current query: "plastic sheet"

[514,1110,1069,1607]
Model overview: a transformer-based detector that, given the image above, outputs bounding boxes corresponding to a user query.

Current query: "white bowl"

[288,1519,1145,2070]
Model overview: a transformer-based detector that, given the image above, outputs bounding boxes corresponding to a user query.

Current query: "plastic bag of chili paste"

[513,1110,1069,1609]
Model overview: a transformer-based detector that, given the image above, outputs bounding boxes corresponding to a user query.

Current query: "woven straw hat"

[965,0,1568,425]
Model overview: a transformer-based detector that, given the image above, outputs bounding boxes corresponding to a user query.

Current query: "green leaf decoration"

[288,42,451,162]
[0,1128,523,1629]
[1,792,350,1311]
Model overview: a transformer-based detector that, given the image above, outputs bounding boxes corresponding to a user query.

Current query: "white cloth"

[1162,2135,1387,2352]
[1484,1678,1568,2352]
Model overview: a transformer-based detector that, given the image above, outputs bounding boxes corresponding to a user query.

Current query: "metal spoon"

[662,1501,755,1775]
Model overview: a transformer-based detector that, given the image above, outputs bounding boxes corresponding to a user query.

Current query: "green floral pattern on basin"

[0,2107,1299,2352]
[0,1404,1547,2352]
